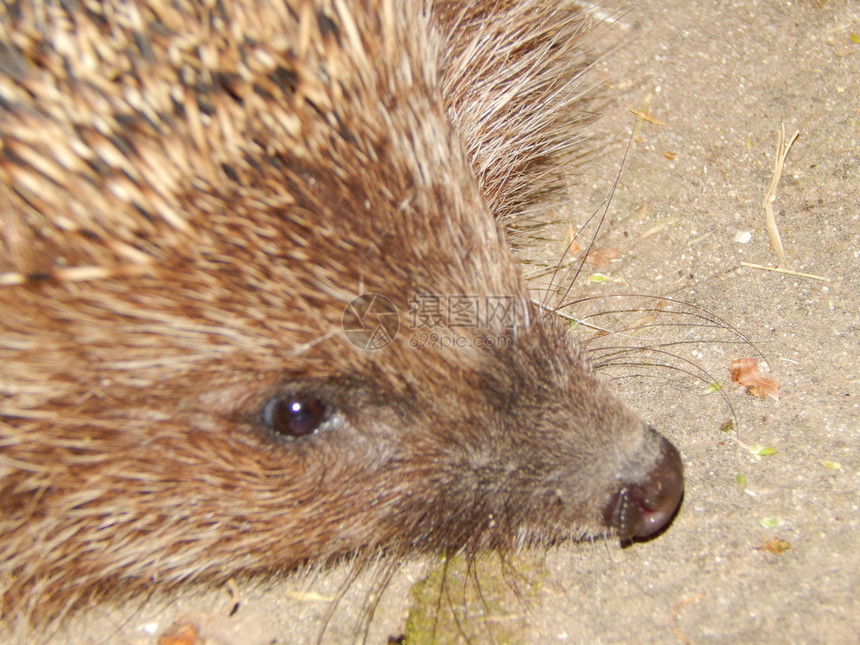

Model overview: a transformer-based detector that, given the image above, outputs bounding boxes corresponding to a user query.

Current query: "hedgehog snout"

[601,429,684,541]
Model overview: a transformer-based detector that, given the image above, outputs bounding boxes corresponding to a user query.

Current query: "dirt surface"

[519,1,859,643]
[45,0,857,643]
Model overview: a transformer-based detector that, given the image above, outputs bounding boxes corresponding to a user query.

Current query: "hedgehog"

[0,0,683,632]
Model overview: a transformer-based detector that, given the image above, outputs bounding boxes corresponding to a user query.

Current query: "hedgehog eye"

[262,395,326,438]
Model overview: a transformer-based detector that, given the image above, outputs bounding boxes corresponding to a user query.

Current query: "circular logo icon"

[342,293,399,350]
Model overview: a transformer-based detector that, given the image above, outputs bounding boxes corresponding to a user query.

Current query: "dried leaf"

[757,537,791,554]
[585,247,620,268]
[565,225,580,257]
[730,358,780,400]
[158,624,200,645]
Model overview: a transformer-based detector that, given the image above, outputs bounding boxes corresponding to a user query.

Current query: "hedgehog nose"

[602,433,684,541]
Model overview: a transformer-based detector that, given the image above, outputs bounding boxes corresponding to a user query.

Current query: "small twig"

[669,593,705,644]
[763,125,800,268]
[739,261,829,282]
[631,93,654,140]
[628,107,667,126]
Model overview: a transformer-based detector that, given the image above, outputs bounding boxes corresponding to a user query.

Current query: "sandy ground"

[44,0,858,643]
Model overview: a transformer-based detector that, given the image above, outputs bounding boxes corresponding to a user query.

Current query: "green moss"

[402,552,547,645]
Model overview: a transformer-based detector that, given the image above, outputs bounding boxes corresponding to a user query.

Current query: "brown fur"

[0,0,679,630]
